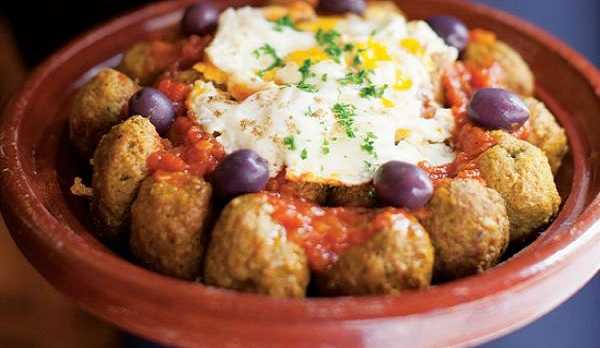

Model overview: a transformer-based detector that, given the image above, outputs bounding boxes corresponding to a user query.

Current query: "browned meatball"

[317,211,434,295]
[365,1,405,20]
[328,183,377,207]
[478,131,561,241]
[117,40,179,85]
[420,179,509,280]
[130,173,213,280]
[524,97,568,174]
[91,116,161,241]
[266,178,329,204]
[465,38,534,96]
[69,68,139,157]
[204,193,309,298]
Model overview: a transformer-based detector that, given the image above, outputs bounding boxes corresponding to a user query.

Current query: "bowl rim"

[1,0,599,342]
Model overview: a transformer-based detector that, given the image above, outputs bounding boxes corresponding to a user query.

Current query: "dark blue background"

[475,1,599,347]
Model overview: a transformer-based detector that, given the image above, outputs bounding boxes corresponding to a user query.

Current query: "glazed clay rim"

[0,0,599,331]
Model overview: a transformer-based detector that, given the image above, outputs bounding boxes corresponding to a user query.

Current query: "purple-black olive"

[317,0,366,15]
[467,88,530,130]
[181,2,220,36]
[212,149,270,198]
[374,161,433,209]
[426,15,469,51]
[128,87,175,135]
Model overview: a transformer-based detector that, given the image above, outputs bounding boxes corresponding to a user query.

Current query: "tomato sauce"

[266,193,405,272]
[147,117,225,179]
[156,78,191,117]
[427,35,527,184]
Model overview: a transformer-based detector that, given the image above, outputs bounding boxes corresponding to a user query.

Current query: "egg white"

[189,5,459,185]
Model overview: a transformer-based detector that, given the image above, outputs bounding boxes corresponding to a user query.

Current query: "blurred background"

[0,0,598,347]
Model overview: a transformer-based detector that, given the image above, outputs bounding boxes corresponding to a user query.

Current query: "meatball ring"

[328,183,377,207]
[204,193,310,298]
[317,210,434,295]
[464,35,534,97]
[477,131,561,241]
[421,178,510,280]
[524,97,568,174]
[69,68,139,157]
[130,172,213,280]
[91,116,161,241]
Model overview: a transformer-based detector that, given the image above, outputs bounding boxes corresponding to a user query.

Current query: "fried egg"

[188,5,459,185]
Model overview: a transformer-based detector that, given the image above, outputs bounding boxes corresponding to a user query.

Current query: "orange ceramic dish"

[0,1,599,347]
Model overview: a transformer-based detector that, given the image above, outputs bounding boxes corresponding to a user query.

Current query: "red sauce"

[266,193,406,272]
[156,78,191,116]
[428,41,528,184]
[147,117,225,178]
[264,170,316,199]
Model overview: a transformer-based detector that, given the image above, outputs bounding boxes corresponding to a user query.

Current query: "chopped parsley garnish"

[332,103,357,138]
[352,48,367,66]
[316,29,343,62]
[321,139,330,154]
[300,148,308,160]
[361,132,378,156]
[272,15,297,32]
[305,106,314,117]
[297,59,318,92]
[343,43,355,52]
[363,160,374,173]
[321,73,328,82]
[339,70,370,85]
[360,84,388,98]
[283,136,296,151]
[254,44,284,77]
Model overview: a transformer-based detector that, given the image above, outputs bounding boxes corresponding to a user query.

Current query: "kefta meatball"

[524,97,568,174]
[465,36,534,97]
[478,131,561,241]
[91,116,161,241]
[317,210,434,295]
[117,40,179,85]
[328,183,377,207]
[421,179,509,280]
[204,193,309,298]
[130,173,213,280]
[69,68,139,157]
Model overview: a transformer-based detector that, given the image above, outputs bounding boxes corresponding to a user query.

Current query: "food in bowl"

[68,0,567,297]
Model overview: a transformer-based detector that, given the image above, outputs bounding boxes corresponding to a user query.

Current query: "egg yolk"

[400,38,425,57]
[286,47,329,65]
[356,39,392,70]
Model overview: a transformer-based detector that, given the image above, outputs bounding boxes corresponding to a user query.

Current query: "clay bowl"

[0,0,599,347]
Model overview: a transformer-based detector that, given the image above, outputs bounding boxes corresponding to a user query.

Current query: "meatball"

[478,131,561,241]
[328,183,377,207]
[524,97,568,174]
[365,1,405,21]
[465,38,534,96]
[130,173,213,280]
[91,116,161,241]
[317,210,434,295]
[420,179,509,280]
[117,40,179,85]
[204,193,309,298]
[69,68,139,157]
[266,178,329,204]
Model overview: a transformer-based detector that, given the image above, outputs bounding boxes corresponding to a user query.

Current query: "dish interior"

[8,0,599,316]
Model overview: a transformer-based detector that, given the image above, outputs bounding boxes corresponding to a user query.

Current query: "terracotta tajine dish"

[0,0,599,347]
